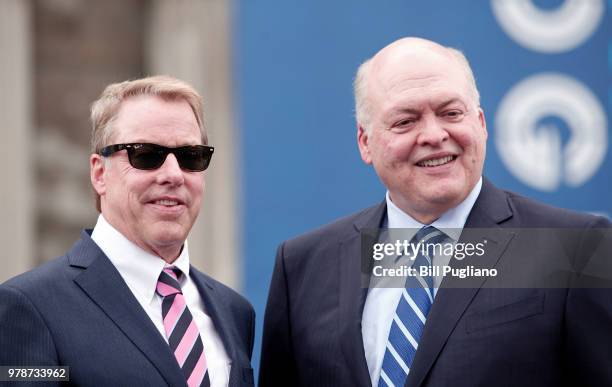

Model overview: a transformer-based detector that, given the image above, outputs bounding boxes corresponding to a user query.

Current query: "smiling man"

[356,38,487,225]
[259,38,611,386]
[0,76,255,387]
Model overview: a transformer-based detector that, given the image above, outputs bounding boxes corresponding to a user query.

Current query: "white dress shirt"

[91,215,230,386]
[362,177,482,387]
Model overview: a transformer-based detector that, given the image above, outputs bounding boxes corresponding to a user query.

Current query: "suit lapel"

[69,232,187,387]
[339,203,387,387]
[189,269,247,387]
[406,179,515,387]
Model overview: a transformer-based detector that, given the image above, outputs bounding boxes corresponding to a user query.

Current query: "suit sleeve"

[259,243,298,387]
[0,284,60,385]
[565,219,612,385]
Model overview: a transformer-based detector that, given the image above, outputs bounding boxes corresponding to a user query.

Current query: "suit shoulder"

[283,204,381,251]
[275,204,383,266]
[2,255,71,295]
[504,190,610,228]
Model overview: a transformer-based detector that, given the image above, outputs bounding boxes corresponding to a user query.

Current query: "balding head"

[354,36,488,223]
[354,37,480,132]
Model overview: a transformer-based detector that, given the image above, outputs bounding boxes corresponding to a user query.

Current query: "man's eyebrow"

[390,107,421,116]
[389,98,466,115]
[435,98,466,110]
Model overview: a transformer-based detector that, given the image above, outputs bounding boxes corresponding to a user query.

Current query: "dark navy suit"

[259,179,612,387]
[0,231,255,387]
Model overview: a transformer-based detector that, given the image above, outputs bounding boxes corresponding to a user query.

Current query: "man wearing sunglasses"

[0,76,255,386]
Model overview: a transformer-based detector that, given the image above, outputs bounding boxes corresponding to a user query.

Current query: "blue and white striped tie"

[378,226,447,387]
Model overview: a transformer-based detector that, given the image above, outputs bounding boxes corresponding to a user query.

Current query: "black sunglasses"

[99,143,214,172]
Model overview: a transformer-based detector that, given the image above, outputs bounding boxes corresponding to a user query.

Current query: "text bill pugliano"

[372,265,498,279]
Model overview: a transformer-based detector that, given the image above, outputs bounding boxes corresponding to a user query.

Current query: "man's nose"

[155,153,185,186]
[416,116,449,146]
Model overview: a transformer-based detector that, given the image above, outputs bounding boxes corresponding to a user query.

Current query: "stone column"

[0,0,34,282]
[147,0,240,289]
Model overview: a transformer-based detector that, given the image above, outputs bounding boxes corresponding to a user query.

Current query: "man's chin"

[414,183,468,209]
[144,226,189,250]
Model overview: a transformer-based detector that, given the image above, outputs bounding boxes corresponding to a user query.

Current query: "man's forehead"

[115,96,196,126]
[371,64,469,105]
[367,46,472,109]
[111,95,201,142]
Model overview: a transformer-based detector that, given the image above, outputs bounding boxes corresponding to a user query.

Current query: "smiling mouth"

[152,199,183,207]
[416,155,457,167]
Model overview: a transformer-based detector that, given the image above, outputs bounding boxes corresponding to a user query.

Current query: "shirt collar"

[169,244,191,283]
[385,177,483,242]
[91,214,191,302]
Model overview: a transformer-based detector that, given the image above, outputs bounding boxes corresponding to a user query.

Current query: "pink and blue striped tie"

[156,267,210,387]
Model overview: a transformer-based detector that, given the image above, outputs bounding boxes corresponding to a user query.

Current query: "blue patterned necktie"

[378,226,447,387]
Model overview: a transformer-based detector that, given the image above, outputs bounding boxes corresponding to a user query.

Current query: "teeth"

[155,199,178,206]
[418,155,454,167]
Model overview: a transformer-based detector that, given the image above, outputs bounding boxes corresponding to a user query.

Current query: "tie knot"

[407,226,449,273]
[413,226,448,245]
[156,267,183,297]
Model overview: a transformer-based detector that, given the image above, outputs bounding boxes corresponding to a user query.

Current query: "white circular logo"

[495,73,608,191]
[491,0,605,53]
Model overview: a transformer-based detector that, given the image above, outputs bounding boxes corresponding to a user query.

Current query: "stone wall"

[34,0,147,262]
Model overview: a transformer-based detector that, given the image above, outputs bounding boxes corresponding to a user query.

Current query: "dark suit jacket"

[0,231,255,387]
[259,179,612,387]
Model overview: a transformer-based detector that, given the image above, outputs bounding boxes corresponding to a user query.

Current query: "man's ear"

[357,124,373,164]
[478,107,488,140]
[90,153,107,196]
